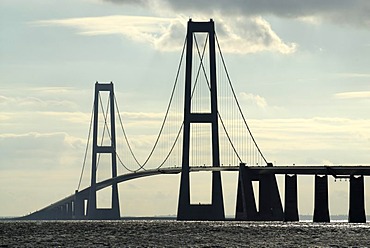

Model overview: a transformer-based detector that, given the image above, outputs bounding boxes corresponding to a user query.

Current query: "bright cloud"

[239,92,268,109]
[34,15,296,54]
[34,16,185,52]
[334,91,370,99]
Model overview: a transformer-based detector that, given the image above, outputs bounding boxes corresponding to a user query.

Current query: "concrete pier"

[259,173,284,221]
[284,174,299,221]
[235,165,258,220]
[313,175,330,222]
[348,175,366,223]
[235,164,283,221]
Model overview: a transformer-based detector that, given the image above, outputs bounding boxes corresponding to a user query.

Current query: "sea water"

[0,220,369,247]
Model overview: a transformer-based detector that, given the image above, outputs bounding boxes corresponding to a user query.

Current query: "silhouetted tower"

[87,82,120,220]
[177,19,225,220]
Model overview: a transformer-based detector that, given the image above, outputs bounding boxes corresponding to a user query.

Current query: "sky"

[1,0,370,218]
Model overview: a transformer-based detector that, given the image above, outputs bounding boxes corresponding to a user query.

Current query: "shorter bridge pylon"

[87,82,120,220]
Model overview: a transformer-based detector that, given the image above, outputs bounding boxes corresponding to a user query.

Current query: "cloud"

[28,87,76,94]
[103,0,149,5]
[34,15,296,54]
[239,92,268,109]
[0,87,90,113]
[216,16,296,54]
[105,0,370,28]
[34,15,185,52]
[38,111,92,124]
[122,111,166,120]
[0,132,84,170]
[296,16,322,25]
[337,73,370,78]
[0,95,78,111]
[334,91,370,99]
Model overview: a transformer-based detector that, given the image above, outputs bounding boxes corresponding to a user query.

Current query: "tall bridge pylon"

[177,19,225,220]
[87,82,120,220]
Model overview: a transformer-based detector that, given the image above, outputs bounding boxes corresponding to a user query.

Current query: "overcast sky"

[1,0,370,217]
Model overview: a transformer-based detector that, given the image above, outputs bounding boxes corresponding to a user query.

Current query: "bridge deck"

[21,165,370,219]
[186,165,370,176]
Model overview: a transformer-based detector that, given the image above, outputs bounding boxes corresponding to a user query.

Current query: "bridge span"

[20,165,370,221]
[81,164,370,194]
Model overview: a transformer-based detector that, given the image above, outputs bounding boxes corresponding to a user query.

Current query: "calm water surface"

[0,220,369,247]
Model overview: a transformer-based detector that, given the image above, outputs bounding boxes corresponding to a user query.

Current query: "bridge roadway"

[22,165,370,219]
[96,165,370,191]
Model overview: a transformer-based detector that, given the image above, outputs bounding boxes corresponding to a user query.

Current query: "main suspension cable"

[114,96,142,167]
[157,122,184,169]
[77,103,94,191]
[154,34,209,169]
[113,37,187,171]
[98,93,136,172]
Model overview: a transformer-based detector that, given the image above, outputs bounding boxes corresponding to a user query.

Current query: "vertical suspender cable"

[215,34,268,165]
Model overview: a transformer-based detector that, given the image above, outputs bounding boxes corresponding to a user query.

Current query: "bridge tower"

[87,82,120,220]
[177,19,225,220]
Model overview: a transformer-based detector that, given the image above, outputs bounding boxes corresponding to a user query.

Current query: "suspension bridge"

[20,19,370,222]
